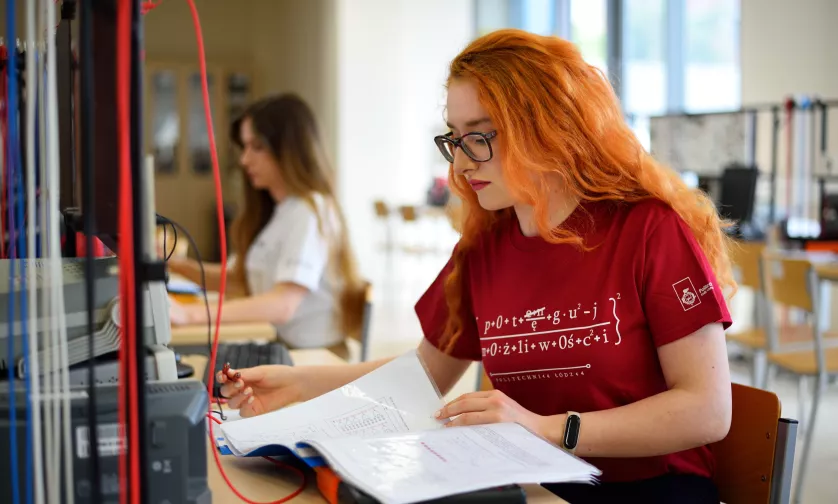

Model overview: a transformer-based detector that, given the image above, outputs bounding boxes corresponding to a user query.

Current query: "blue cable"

[15,53,32,504]
[5,2,22,502]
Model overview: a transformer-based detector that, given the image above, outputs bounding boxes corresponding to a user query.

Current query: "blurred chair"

[398,205,418,221]
[726,241,770,386]
[750,251,837,386]
[372,200,393,252]
[397,204,426,254]
[328,281,373,363]
[761,254,838,503]
[711,383,798,504]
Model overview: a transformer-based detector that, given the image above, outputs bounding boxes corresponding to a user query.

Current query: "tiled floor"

[359,246,838,504]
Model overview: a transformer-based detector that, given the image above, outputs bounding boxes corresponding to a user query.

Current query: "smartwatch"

[562,411,581,453]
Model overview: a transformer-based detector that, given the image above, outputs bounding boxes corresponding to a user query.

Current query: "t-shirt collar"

[507,200,606,252]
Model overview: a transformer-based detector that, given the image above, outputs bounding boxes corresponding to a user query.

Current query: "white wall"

[336,0,474,274]
[741,0,838,104]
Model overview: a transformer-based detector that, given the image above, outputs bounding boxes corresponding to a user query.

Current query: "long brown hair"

[230,94,364,337]
[442,30,736,352]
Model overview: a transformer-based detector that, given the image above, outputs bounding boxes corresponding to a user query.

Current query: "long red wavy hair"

[442,29,737,352]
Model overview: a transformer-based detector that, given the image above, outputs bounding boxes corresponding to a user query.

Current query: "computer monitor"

[718,164,759,225]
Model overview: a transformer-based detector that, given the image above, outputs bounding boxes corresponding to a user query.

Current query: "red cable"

[116,1,139,503]
[141,0,162,15]
[262,457,307,500]
[186,1,305,502]
[206,413,306,500]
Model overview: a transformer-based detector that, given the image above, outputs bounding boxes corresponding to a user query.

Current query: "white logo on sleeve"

[672,277,701,311]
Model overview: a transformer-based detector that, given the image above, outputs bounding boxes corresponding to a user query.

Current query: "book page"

[302,422,601,504]
[220,350,445,456]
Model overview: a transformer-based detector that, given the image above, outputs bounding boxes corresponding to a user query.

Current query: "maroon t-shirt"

[415,199,732,483]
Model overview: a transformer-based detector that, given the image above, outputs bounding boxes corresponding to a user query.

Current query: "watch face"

[564,414,581,450]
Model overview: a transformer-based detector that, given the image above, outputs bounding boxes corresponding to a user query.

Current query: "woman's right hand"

[217,364,304,418]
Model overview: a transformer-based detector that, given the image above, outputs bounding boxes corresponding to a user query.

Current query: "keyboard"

[202,342,294,398]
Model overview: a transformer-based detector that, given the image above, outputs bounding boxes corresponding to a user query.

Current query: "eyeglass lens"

[437,133,492,163]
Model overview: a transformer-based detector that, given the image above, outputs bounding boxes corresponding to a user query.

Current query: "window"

[522,0,557,35]
[475,0,513,36]
[472,0,742,146]
[571,0,607,74]
[621,0,741,148]
[622,0,666,148]
[623,0,665,116]
[475,0,557,36]
[684,0,741,112]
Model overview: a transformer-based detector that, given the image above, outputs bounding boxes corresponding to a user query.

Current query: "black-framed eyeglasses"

[434,131,497,163]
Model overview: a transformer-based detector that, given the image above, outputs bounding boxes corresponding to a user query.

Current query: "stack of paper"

[217,351,600,504]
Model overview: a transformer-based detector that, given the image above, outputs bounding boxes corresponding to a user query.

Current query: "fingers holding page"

[435,391,493,419]
[445,411,496,428]
[437,398,489,419]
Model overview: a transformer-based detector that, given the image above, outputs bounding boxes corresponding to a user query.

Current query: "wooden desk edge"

[814,263,838,281]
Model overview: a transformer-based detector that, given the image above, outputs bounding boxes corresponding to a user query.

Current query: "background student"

[168,94,364,350]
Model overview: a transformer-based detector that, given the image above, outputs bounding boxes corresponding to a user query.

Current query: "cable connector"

[141,1,163,15]
[141,260,168,284]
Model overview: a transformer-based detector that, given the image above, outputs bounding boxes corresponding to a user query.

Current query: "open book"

[216,351,601,504]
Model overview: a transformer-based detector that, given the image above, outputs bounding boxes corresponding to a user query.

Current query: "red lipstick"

[469,179,490,191]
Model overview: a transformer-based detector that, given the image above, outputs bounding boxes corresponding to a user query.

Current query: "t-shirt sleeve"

[414,250,482,361]
[271,201,328,292]
[642,210,732,347]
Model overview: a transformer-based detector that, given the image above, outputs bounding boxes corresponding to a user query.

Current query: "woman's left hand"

[435,389,550,438]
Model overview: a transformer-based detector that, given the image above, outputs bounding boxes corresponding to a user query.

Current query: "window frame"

[472,0,742,115]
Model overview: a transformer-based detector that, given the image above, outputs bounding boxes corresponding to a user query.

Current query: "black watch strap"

[563,411,581,453]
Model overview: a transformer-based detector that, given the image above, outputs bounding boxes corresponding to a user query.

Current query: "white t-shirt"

[244,195,341,348]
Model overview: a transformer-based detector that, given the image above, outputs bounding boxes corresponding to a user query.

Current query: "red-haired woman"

[217,30,734,503]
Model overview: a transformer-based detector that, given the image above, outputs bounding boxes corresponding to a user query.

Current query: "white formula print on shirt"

[477,293,623,360]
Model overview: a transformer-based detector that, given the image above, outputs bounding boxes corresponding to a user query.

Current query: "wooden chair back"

[329,281,373,362]
[399,205,418,222]
[346,281,373,345]
[730,241,765,290]
[478,367,493,391]
[373,200,389,218]
[762,254,813,313]
[711,383,782,504]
